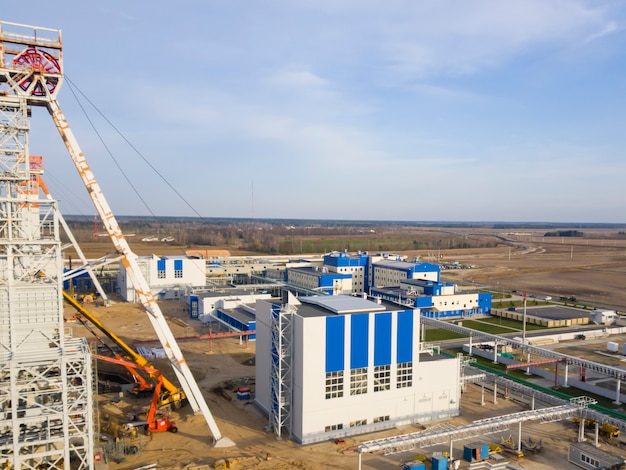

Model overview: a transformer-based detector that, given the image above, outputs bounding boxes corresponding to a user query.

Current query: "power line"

[65,76,204,219]
[66,78,156,216]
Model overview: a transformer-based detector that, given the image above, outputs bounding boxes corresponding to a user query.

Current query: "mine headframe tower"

[0,21,94,469]
[0,19,230,457]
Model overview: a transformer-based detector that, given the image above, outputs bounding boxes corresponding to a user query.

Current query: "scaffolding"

[0,21,94,469]
[269,301,294,439]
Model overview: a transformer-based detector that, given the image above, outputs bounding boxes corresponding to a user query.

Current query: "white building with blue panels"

[255,294,461,444]
[372,278,492,319]
[372,260,440,287]
[117,255,206,302]
[287,252,441,295]
[322,251,370,293]
[287,266,353,294]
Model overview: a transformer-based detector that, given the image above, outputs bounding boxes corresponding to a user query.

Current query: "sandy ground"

[67,300,626,470]
[66,231,626,469]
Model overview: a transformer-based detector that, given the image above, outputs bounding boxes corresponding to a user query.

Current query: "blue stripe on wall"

[397,310,413,363]
[374,312,392,366]
[174,259,183,270]
[350,313,369,369]
[157,259,166,271]
[326,316,345,373]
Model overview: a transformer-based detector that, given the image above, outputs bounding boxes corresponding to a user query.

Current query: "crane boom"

[64,291,182,403]
[47,99,227,445]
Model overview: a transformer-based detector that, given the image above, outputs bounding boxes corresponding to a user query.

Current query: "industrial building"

[254,294,461,444]
[287,266,353,294]
[372,278,492,318]
[117,255,207,302]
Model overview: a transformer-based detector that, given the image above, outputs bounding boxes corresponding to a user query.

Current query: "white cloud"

[582,20,621,44]
[269,70,329,89]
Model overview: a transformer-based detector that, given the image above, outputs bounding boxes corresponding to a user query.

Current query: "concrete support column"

[578,418,585,442]
[517,422,522,454]
[563,363,569,387]
[615,379,622,405]
[481,383,485,406]
[493,383,498,404]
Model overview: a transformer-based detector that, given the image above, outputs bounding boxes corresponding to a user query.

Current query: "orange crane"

[64,291,187,409]
[94,355,178,435]
[75,315,154,397]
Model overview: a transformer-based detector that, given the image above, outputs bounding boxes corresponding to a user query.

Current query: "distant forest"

[61,216,626,255]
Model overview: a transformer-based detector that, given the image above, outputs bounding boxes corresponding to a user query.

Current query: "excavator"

[64,291,188,410]
[95,355,178,435]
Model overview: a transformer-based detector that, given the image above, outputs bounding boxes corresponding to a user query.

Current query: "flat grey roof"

[373,259,417,269]
[219,306,255,324]
[196,288,267,299]
[289,267,328,278]
[300,295,387,314]
[525,305,590,321]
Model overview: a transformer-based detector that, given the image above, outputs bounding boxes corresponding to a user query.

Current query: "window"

[580,454,599,467]
[374,365,390,392]
[397,362,413,388]
[157,270,166,279]
[174,259,183,278]
[349,419,366,428]
[350,368,368,395]
[325,371,344,399]
[373,415,389,423]
[324,423,343,432]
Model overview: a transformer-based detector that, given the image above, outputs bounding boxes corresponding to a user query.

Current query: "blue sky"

[3,1,626,222]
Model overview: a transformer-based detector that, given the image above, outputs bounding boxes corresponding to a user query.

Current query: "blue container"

[463,442,489,462]
[402,462,425,470]
[432,455,448,470]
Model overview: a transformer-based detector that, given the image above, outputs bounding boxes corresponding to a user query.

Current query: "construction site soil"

[68,229,626,469]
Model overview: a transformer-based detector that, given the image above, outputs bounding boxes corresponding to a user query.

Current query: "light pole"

[521,292,533,374]
[522,292,527,346]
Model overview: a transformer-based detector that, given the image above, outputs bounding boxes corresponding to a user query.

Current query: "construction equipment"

[65,291,186,409]
[600,423,621,438]
[95,355,178,435]
[73,313,154,397]
[573,418,620,438]
[521,437,542,453]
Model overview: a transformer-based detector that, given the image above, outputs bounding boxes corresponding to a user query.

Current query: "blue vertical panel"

[374,313,392,366]
[189,295,199,319]
[350,313,369,369]
[397,310,413,363]
[325,316,345,373]
[157,259,166,271]
[174,259,183,273]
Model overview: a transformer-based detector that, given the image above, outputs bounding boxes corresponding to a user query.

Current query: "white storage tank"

[607,342,619,353]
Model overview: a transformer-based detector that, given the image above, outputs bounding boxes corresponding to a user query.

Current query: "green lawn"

[423,315,547,341]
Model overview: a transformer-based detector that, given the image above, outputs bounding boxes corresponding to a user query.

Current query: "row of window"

[157,269,183,279]
[437,299,475,306]
[325,363,413,399]
[580,454,599,467]
[324,416,389,433]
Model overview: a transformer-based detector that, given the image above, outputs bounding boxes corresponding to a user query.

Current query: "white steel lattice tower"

[269,302,293,439]
[0,22,94,469]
